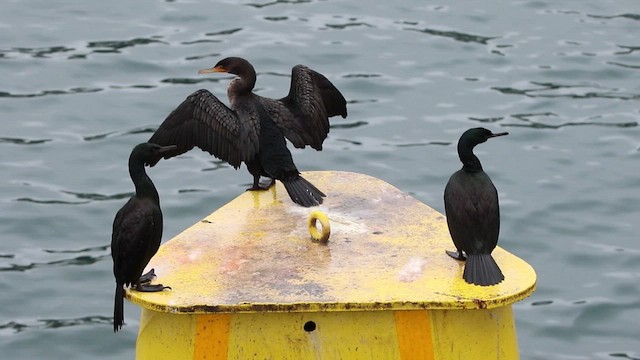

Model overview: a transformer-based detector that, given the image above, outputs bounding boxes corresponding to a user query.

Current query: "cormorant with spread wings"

[148,57,347,207]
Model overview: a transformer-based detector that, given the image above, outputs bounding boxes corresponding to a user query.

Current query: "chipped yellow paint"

[128,171,535,359]
[127,171,535,313]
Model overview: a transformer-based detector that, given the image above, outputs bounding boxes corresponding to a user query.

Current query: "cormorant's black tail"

[463,254,504,286]
[281,175,326,207]
[114,283,124,332]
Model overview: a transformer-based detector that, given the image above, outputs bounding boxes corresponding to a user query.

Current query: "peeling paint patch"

[398,257,428,282]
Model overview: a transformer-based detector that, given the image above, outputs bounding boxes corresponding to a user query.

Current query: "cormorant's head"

[459,127,508,147]
[129,143,177,167]
[198,57,254,77]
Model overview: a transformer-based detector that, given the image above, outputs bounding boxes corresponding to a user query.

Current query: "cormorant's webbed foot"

[138,269,156,284]
[258,177,274,189]
[446,250,466,261]
[135,283,171,292]
[246,177,274,191]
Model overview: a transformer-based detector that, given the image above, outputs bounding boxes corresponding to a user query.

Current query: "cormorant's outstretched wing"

[148,89,259,168]
[262,65,347,151]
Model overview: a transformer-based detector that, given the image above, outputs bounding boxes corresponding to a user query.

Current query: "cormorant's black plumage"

[111,143,174,332]
[444,128,508,286]
[148,57,347,207]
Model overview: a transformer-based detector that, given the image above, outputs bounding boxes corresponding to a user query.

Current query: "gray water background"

[1,0,639,359]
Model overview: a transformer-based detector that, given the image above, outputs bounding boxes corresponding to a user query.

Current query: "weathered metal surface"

[126,171,536,313]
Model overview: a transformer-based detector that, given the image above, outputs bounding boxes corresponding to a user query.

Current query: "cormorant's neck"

[458,142,484,172]
[230,68,256,95]
[129,160,159,201]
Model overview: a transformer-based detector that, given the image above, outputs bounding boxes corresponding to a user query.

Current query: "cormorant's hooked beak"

[489,132,509,138]
[198,65,227,75]
[158,145,178,154]
[146,145,177,167]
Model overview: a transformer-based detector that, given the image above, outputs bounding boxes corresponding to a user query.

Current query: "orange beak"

[198,65,227,75]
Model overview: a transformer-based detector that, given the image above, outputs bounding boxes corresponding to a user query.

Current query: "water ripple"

[336,139,362,146]
[395,141,450,148]
[330,121,368,129]
[178,189,210,193]
[60,191,133,201]
[325,22,374,30]
[0,137,52,145]
[492,81,640,100]
[0,254,109,272]
[607,61,640,69]
[160,77,223,85]
[70,37,167,59]
[588,13,640,21]
[202,160,230,172]
[84,126,156,142]
[0,46,74,59]
[181,39,222,45]
[0,316,112,334]
[469,116,504,123]
[44,245,109,254]
[15,198,90,205]
[246,0,311,9]
[185,52,221,61]
[343,73,382,79]
[615,45,640,55]
[610,353,640,360]
[0,87,102,99]
[204,28,243,36]
[502,112,637,129]
[405,27,496,44]
[1,37,166,60]
[264,16,289,22]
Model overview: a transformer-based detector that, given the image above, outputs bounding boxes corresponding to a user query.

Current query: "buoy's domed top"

[127,171,537,313]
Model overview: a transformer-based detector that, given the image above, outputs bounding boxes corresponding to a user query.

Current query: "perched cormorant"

[112,143,175,332]
[148,57,348,207]
[444,128,508,286]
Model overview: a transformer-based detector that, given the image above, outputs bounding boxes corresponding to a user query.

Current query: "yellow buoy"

[126,171,536,359]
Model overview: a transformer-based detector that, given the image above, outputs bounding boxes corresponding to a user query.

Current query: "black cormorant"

[148,57,348,207]
[112,143,175,332]
[444,127,508,286]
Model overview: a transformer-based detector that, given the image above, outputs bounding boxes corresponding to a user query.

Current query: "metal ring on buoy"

[308,211,331,243]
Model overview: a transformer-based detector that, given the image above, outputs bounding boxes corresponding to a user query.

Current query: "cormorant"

[148,57,348,207]
[444,127,508,286]
[112,143,175,332]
